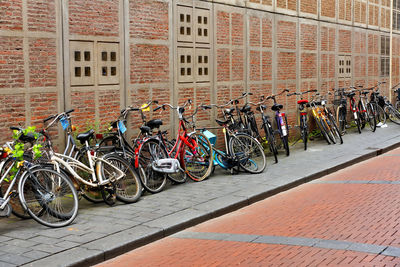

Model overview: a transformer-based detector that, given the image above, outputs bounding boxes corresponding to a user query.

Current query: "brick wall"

[1,0,400,147]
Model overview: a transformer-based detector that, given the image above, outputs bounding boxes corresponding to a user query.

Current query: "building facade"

[0,0,399,145]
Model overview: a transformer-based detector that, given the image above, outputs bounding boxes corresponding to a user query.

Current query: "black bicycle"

[287,90,316,150]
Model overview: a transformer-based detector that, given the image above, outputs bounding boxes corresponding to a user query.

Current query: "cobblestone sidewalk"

[0,124,397,267]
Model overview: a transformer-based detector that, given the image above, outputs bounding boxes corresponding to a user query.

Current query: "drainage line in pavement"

[173,232,400,258]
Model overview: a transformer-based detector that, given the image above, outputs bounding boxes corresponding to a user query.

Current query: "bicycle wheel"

[366,103,377,132]
[0,158,30,219]
[395,101,400,113]
[137,139,168,193]
[101,154,142,203]
[300,116,308,150]
[228,133,266,174]
[358,102,366,129]
[323,117,336,144]
[327,111,343,144]
[315,116,331,144]
[182,132,213,181]
[262,122,278,163]
[336,106,346,135]
[164,140,187,184]
[19,168,79,228]
[372,103,386,126]
[384,106,400,125]
[353,111,362,134]
[75,151,105,203]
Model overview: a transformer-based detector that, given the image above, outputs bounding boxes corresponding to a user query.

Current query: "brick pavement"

[0,124,396,266]
[97,146,400,267]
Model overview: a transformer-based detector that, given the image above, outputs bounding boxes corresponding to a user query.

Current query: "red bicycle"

[136,99,213,187]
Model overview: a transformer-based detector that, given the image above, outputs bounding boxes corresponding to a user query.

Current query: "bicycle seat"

[347,92,356,97]
[240,104,251,113]
[215,119,229,126]
[19,132,37,143]
[256,105,267,111]
[361,91,369,95]
[297,99,308,104]
[224,108,234,115]
[271,104,283,111]
[146,119,163,129]
[76,129,95,144]
[140,126,151,135]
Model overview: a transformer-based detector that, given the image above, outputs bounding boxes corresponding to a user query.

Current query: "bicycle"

[42,110,142,206]
[245,95,279,163]
[346,88,362,134]
[287,90,316,150]
[0,128,79,228]
[319,93,343,144]
[357,87,376,132]
[140,99,214,182]
[200,101,266,174]
[368,82,387,126]
[382,93,400,125]
[266,89,290,156]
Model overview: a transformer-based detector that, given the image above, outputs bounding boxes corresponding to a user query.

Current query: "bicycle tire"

[101,153,142,203]
[323,117,336,144]
[164,140,186,184]
[358,102,366,129]
[315,116,331,144]
[19,168,79,228]
[228,133,266,174]
[75,151,107,203]
[395,101,400,113]
[327,110,343,144]
[385,105,400,125]
[300,116,308,150]
[0,158,30,219]
[366,103,377,132]
[336,106,346,135]
[183,132,213,181]
[355,113,362,133]
[372,103,387,126]
[262,122,278,163]
[137,139,168,193]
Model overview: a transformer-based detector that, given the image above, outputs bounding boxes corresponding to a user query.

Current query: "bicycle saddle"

[297,99,308,104]
[215,119,229,126]
[19,132,37,143]
[224,108,234,115]
[140,126,151,135]
[240,104,251,113]
[256,105,267,111]
[346,92,356,97]
[76,129,95,144]
[361,91,369,95]
[271,104,283,111]
[146,119,163,129]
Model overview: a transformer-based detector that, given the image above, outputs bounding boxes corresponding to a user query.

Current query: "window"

[394,0,400,30]
[97,42,119,85]
[70,41,94,86]
[338,55,351,78]
[381,36,390,76]
[177,5,211,83]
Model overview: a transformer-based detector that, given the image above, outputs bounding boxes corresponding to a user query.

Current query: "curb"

[56,141,400,267]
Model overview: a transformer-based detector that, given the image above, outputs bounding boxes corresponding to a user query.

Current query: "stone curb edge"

[23,141,400,267]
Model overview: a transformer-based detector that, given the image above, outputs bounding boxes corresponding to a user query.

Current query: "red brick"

[29,38,57,87]
[0,0,22,31]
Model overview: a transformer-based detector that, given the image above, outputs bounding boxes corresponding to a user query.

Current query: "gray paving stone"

[21,247,103,267]
[253,235,288,245]
[23,250,50,261]
[63,232,105,244]
[34,244,65,254]
[0,254,33,265]
[55,240,81,249]
[28,236,60,245]
[347,242,386,254]
[381,246,400,257]
[0,261,15,267]
[314,239,352,250]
